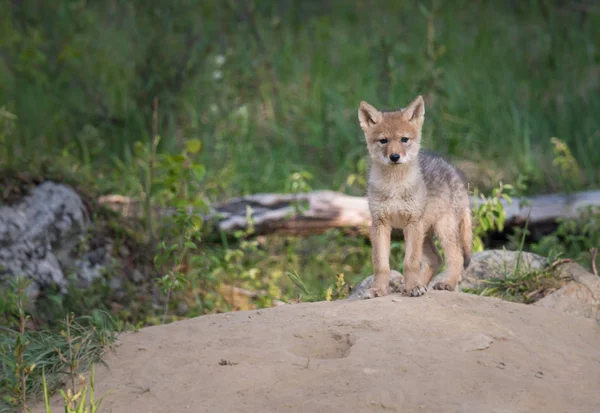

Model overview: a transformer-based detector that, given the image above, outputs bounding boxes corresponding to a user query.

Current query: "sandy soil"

[38,292,600,413]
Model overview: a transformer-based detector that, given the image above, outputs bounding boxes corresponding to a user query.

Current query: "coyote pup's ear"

[404,95,425,127]
[358,101,382,131]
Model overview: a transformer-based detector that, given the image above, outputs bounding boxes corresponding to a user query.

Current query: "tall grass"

[0,0,600,193]
[1,1,598,196]
[0,306,117,412]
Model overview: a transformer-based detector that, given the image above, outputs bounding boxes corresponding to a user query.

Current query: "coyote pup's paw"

[363,285,388,299]
[406,284,427,297]
[432,281,456,291]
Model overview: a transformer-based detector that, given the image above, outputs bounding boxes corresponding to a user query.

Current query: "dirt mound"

[40,292,600,413]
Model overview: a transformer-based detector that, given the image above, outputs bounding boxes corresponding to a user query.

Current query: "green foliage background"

[1,0,599,196]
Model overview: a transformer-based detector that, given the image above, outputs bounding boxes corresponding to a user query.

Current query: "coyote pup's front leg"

[367,220,392,298]
[402,223,427,297]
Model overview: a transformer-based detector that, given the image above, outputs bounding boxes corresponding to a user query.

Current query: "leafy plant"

[125,113,210,323]
[154,208,203,324]
[471,182,514,252]
[550,137,583,191]
[531,206,600,272]
[210,208,282,310]
[325,273,349,301]
[285,171,313,215]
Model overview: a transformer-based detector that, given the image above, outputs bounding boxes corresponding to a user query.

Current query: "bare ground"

[39,292,600,413]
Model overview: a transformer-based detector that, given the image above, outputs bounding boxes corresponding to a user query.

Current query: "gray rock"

[534,262,600,322]
[72,243,114,289]
[0,182,90,297]
[460,249,548,291]
[349,250,550,299]
[348,270,405,300]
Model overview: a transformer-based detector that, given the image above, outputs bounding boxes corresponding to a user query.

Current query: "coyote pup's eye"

[379,138,388,144]
[401,137,409,143]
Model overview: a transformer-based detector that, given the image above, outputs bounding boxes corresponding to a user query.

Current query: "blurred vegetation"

[1,0,599,196]
[1,1,599,410]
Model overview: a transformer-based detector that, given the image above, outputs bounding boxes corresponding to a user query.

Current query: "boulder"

[0,181,92,297]
[461,249,549,291]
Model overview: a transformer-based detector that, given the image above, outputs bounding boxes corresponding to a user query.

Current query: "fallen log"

[98,189,600,239]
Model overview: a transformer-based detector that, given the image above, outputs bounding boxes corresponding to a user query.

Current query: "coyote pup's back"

[358,96,472,298]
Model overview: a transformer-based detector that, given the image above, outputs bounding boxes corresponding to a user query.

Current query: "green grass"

[0,313,117,412]
[469,268,565,304]
[1,1,598,198]
[462,253,571,304]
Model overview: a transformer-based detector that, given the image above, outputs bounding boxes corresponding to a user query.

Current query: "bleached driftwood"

[98,189,600,238]
[213,191,372,235]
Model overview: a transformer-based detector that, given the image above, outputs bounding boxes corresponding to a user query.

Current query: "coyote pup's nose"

[389,153,400,163]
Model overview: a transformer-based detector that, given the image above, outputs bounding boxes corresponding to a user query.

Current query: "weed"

[0,277,117,412]
[325,273,349,301]
[468,255,568,304]
[42,364,110,413]
[531,205,600,272]
[1,277,36,413]
[285,170,313,216]
[550,137,583,191]
[154,208,203,324]
[471,182,514,252]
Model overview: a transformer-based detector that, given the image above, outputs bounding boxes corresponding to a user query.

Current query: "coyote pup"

[358,96,472,298]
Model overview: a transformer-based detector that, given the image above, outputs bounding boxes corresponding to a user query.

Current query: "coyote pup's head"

[358,96,425,167]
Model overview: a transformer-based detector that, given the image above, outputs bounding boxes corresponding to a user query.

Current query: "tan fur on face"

[358,96,472,298]
[359,97,424,166]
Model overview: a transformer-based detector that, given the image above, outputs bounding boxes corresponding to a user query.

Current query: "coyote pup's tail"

[460,209,473,269]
